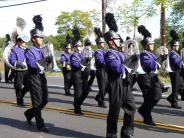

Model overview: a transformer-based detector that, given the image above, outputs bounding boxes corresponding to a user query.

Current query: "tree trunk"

[102,0,107,33]
[160,3,166,47]
[133,26,136,39]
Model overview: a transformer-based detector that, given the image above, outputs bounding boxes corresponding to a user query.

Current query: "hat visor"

[33,34,44,38]
[148,42,154,45]
[18,34,30,42]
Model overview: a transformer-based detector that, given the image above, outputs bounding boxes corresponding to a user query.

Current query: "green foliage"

[44,35,66,50]
[153,0,174,7]
[118,0,157,37]
[55,10,94,49]
[154,22,172,48]
[55,10,94,39]
[174,0,184,16]
[154,19,184,48]
[0,37,5,58]
[167,0,184,33]
[0,37,5,48]
[0,48,3,58]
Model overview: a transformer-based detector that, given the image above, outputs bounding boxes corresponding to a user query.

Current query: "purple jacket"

[70,52,84,70]
[25,46,44,72]
[9,46,26,66]
[105,49,125,75]
[60,52,71,65]
[169,51,183,70]
[94,49,106,68]
[140,50,158,73]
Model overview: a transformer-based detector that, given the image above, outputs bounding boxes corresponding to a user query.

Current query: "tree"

[92,0,117,33]
[167,9,184,32]
[167,0,184,32]
[44,35,66,50]
[153,0,174,47]
[55,10,94,39]
[118,0,156,39]
[154,21,172,48]
[0,37,5,58]
[174,0,184,16]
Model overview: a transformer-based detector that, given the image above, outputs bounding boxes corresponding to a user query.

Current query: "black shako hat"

[170,30,179,47]
[94,27,105,45]
[104,13,120,44]
[65,34,72,49]
[72,27,82,47]
[30,15,44,38]
[137,25,153,48]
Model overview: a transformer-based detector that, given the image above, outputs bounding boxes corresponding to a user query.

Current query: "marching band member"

[85,40,96,91]
[179,34,184,101]
[88,57,96,91]
[4,34,15,83]
[137,25,162,126]
[104,13,136,138]
[24,15,52,132]
[167,30,184,108]
[60,34,73,96]
[70,27,85,115]
[94,27,108,108]
[9,34,30,106]
[0,62,1,82]
[81,38,93,97]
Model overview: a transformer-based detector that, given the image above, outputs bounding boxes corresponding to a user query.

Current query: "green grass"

[45,71,63,76]
[158,75,171,84]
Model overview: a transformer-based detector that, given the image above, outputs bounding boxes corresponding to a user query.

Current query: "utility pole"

[102,0,107,33]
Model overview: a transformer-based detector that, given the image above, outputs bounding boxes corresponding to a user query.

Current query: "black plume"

[5,34,11,42]
[105,13,118,32]
[137,25,151,39]
[32,15,44,31]
[66,34,72,44]
[118,34,123,43]
[72,27,81,41]
[170,30,179,41]
[94,27,103,38]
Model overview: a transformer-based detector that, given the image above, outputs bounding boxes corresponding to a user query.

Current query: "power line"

[0,0,21,1]
[0,0,47,8]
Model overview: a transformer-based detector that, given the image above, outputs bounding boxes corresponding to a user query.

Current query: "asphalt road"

[0,76,184,138]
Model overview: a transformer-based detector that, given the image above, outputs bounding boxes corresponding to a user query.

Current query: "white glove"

[124,65,132,73]
[37,62,45,74]
[80,64,86,71]
[63,62,66,67]
[156,62,161,69]
[120,73,126,79]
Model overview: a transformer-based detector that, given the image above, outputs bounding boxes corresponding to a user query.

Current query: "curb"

[47,85,169,99]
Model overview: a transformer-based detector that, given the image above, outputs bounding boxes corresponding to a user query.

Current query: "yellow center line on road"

[0,99,184,133]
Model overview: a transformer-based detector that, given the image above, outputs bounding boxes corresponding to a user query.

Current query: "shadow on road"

[152,107,184,117]
[49,97,98,107]
[135,101,172,108]
[0,117,104,138]
[46,123,104,138]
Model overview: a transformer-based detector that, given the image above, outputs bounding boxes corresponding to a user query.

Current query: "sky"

[0,0,170,40]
